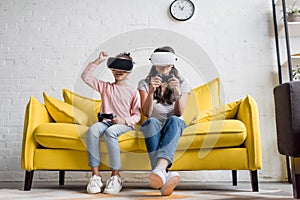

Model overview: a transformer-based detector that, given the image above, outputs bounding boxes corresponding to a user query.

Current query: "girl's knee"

[104,128,118,139]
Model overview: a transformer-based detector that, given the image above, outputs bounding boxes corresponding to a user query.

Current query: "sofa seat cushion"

[33,120,246,153]
[34,123,89,151]
[34,123,141,153]
[177,120,247,150]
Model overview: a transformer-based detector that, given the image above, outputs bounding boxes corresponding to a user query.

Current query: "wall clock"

[169,0,195,21]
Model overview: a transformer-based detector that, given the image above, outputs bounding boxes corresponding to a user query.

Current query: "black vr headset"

[107,57,133,72]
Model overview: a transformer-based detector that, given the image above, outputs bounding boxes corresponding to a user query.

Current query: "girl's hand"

[111,116,126,125]
[168,76,181,95]
[149,76,162,93]
[97,51,109,61]
[92,51,109,65]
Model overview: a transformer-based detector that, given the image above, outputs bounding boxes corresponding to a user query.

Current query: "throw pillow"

[182,78,221,125]
[43,92,89,125]
[62,89,101,125]
[192,77,221,112]
[190,99,242,125]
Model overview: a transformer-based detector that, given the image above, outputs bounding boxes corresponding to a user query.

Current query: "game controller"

[98,113,116,122]
[156,73,175,83]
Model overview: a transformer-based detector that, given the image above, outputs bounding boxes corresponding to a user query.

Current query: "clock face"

[170,0,195,21]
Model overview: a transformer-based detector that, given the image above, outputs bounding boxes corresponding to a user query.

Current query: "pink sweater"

[81,63,141,127]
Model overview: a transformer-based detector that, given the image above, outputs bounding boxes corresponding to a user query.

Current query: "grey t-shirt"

[138,76,191,124]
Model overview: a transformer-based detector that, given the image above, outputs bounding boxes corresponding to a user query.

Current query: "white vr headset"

[150,52,177,66]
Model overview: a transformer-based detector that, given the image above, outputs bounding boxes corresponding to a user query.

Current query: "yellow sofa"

[21,78,262,191]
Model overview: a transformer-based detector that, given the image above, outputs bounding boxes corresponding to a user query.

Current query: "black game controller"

[156,73,174,83]
[98,113,117,122]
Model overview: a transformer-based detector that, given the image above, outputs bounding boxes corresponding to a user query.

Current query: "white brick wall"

[0,0,282,182]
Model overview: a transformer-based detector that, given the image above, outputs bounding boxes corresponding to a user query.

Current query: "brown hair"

[146,46,182,105]
[116,52,133,61]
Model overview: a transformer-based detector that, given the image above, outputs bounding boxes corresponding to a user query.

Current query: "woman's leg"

[140,118,163,169]
[86,122,109,175]
[156,116,186,168]
[156,116,186,196]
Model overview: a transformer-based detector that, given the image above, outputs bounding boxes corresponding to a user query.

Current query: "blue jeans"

[86,121,133,170]
[140,116,186,169]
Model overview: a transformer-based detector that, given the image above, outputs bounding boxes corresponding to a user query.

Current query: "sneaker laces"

[89,176,101,187]
[106,176,122,188]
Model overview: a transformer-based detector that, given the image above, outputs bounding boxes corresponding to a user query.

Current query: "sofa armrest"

[236,95,262,170]
[21,96,53,170]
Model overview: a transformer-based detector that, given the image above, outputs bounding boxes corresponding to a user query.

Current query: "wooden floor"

[0,181,294,199]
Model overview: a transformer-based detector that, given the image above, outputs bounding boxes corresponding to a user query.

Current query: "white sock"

[155,158,169,171]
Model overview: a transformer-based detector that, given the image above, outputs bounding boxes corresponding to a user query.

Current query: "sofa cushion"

[34,123,88,151]
[192,77,221,112]
[190,99,242,124]
[62,89,101,126]
[136,120,247,151]
[43,92,89,126]
[34,123,141,153]
[179,120,247,150]
[33,120,246,155]
[182,78,220,125]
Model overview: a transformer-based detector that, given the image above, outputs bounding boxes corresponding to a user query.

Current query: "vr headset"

[150,52,177,66]
[107,57,133,72]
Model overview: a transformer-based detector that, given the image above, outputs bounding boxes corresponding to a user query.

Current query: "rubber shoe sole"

[160,175,180,196]
[149,173,164,189]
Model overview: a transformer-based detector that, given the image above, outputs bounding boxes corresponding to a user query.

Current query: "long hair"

[145,46,182,105]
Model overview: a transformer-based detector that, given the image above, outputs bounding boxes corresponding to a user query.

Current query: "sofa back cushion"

[62,89,102,126]
[43,92,89,126]
[182,78,221,125]
[190,99,242,125]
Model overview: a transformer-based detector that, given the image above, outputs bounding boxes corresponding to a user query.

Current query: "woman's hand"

[168,76,181,96]
[92,51,109,65]
[149,76,162,93]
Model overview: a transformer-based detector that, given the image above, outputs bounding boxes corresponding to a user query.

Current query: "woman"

[138,46,191,196]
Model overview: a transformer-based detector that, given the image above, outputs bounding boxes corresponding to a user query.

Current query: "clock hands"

[170,0,195,21]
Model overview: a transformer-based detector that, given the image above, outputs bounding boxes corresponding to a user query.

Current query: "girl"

[81,51,141,194]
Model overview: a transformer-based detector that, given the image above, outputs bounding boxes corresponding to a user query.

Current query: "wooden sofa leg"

[24,170,34,191]
[250,170,259,192]
[232,170,237,186]
[59,170,65,186]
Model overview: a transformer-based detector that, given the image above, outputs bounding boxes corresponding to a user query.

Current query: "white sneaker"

[103,175,123,194]
[149,167,167,189]
[160,171,180,196]
[87,175,104,194]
